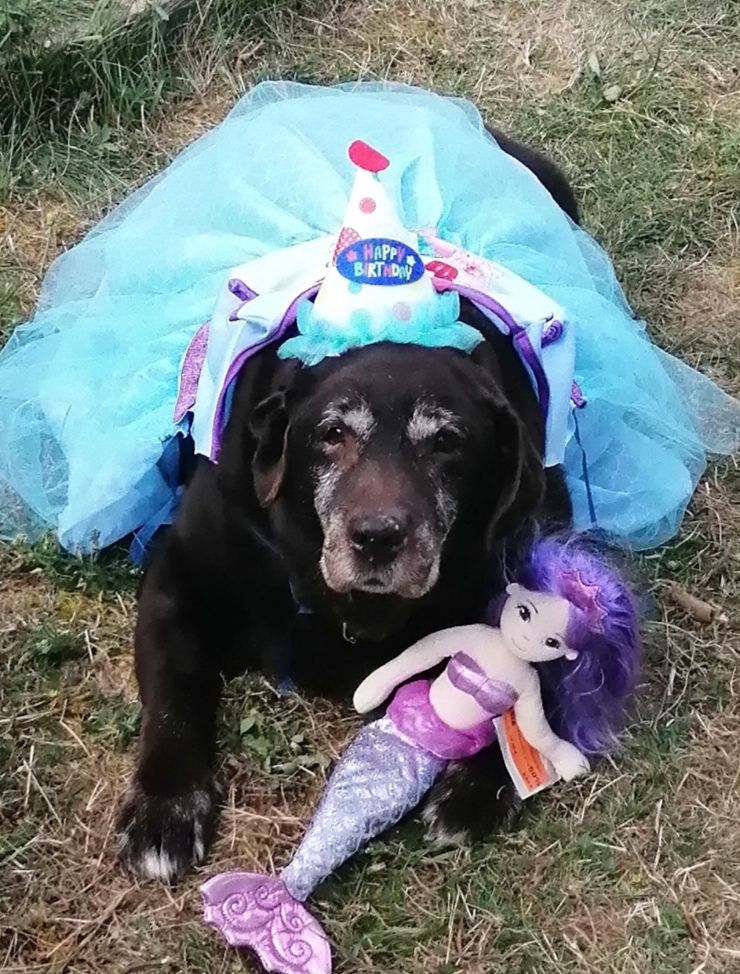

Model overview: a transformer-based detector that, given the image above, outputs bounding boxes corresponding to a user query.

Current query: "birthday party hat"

[279,141,482,365]
[312,140,436,327]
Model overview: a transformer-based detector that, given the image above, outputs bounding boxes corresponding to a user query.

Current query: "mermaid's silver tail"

[201,717,445,972]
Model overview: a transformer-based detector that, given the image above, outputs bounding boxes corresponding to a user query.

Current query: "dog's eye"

[320,424,345,447]
[432,428,461,454]
[544,637,560,649]
[517,604,531,622]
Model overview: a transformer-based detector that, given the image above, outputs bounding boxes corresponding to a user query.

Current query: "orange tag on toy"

[494,709,559,799]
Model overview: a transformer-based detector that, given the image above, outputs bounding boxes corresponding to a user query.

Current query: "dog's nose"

[349,514,408,564]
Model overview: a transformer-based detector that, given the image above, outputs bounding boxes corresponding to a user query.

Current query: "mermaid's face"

[500,583,578,663]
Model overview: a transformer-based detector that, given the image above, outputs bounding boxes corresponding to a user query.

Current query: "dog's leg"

[116,531,227,884]
[422,745,522,847]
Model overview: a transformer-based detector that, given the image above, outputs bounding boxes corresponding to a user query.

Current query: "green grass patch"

[82,693,140,748]
[7,535,140,596]
[2,0,253,135]
[220,676,333,778]
[513,73,738,268]
[20,623,85,668]
[0,0,298,202]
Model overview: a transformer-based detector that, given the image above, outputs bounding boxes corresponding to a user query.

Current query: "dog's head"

[246,332,544,637]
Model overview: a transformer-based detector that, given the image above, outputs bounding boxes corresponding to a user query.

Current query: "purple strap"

[432,279,552,427]
[210,284,321,459]
[541,318,563,346]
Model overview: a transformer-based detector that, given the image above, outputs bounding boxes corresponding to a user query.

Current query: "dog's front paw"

[116,780,218,884]
[422,752,521,849]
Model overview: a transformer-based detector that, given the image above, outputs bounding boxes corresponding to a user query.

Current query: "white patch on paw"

[193,822,205,864]
[139,849,177,883]
[420,788,452,827]
[425,826,470,850]
[117,784,215,882]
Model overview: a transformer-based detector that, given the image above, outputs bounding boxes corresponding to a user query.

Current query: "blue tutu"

[0,81,738,554]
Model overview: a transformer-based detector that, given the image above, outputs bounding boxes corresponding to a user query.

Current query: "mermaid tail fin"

[201,872,332,974]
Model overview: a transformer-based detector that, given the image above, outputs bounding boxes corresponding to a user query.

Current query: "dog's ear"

[469,370,544,550]
[488,404,545,545]
[250,391,290,507]
[466,337,546,547]
[486,399,545,545]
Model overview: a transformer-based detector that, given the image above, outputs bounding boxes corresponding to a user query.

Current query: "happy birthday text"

[337,238,423,286]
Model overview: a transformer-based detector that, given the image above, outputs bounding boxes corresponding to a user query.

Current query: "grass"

[1,0,739,971]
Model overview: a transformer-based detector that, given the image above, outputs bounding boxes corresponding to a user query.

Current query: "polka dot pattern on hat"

[392,301,411,321]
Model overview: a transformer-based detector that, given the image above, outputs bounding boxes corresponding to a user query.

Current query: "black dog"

[117,128,578,883]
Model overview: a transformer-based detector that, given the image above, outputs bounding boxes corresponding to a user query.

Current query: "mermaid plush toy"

[201,538,640,974]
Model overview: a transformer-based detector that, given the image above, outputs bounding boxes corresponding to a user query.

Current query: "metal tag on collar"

[342,622,357,645]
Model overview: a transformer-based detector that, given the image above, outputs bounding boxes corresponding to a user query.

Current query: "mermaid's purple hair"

[489,535,641,756]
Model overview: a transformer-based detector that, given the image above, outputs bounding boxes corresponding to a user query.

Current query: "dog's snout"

[349,514,408,564]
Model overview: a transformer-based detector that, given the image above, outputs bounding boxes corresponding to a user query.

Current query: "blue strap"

[129,486,183,566]
[572,408,597,526]
[276,674,297,697]
[128,434,185,566]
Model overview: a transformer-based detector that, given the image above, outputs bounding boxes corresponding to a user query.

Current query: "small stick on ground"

[666,583,727,624]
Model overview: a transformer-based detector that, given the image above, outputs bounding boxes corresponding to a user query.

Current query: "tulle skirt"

[0,81,738,553]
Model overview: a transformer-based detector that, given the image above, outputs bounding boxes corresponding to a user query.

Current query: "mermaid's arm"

[513,672,590,780]
[353,625,482,713]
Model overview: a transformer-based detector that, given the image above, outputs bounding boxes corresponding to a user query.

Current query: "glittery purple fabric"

[173,321,209,423]
[571,380,587,408]
[446,652,519,716]
[201,872,331,974]
[280,717,446,901]
[387,679,499,759]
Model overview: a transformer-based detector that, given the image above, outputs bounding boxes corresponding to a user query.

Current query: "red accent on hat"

[348,140,390,173]
[333,226,361,262]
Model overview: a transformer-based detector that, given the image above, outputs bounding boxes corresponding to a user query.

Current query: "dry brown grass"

[677,261,740,352]
[0,200,87,322]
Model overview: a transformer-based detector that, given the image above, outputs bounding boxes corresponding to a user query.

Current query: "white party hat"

[279,140,482,365]
[311,140,437,328]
